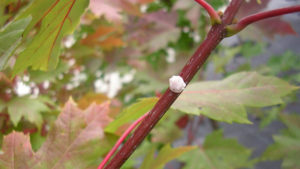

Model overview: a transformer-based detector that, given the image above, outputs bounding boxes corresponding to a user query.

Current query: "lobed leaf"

[179,130,254,169]
[12,0,89,76]
[172,72,298,124]
[7,96,49,127]
[0,132,35,169]
[262,114,300,169]
[0,99,114,169]
[34,99,112,169]
[126,11,180,53]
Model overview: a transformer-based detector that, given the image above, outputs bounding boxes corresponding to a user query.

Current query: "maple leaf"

[179,130,254,169]
[34,99,112,169]
[126,10,180,53]
[172,72,298,124]
[6,96,49,127]
[262,114,300,169]
[12,0,89,76]
[0,100,114,169]
[0,132,35,169]
[237,0,296,38]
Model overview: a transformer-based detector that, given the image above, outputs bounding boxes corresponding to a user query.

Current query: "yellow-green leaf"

[105,97,158,133]
[172,72,298,124]
[139,144,196,169]
[0,16,31,70]
[7,96,49,127]
[262,114,300,169]
[12,0,89,76]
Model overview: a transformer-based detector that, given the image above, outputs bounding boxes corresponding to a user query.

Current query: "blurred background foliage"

[0,0,299,168]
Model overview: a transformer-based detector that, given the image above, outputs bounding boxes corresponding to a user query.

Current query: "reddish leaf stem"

[194,0,221,24]
[226,5,300,36]
[104,0,244,168]
[98,112,149,169]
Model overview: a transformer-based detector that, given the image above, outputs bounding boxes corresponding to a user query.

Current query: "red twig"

[104,0,244,168]
[98,112,149,169]
[194,0,221,24]
[226,5,300,36]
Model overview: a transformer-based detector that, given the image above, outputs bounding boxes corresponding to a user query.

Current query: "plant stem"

[226,5,300,36]
[98,112,148,169]
[194,0,221,25]
[103,1,243,168]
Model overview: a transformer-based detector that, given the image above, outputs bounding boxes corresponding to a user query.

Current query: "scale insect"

[169,75,186,93]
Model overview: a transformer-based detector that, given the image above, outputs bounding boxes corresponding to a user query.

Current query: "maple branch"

[194,0,221,25]
[98,112,148,169]
[226,5,300,36]
[104,0,244,168]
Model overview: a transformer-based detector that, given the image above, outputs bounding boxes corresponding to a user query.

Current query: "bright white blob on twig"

[169,75,186,93]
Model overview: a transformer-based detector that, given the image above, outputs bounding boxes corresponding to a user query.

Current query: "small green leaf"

[240,41,264,59]
[262,114,300,169]
[179,130,254,169]
[212,46,240,73]
[0,16,31,70]
[259,107,279,128]
[7,97,49,127]
[139,144,196,169]
[267,51,300,74]
[12,0,89,76]
[172,72,298,124]
[105,97,158,133]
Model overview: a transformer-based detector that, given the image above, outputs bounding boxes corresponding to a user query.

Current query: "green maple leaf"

[172,72,298,124]
[262,114,300,169]
[7,96,49,127]
[179,130,254,169]
[268,51,300,74]
[12,0,89,76]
